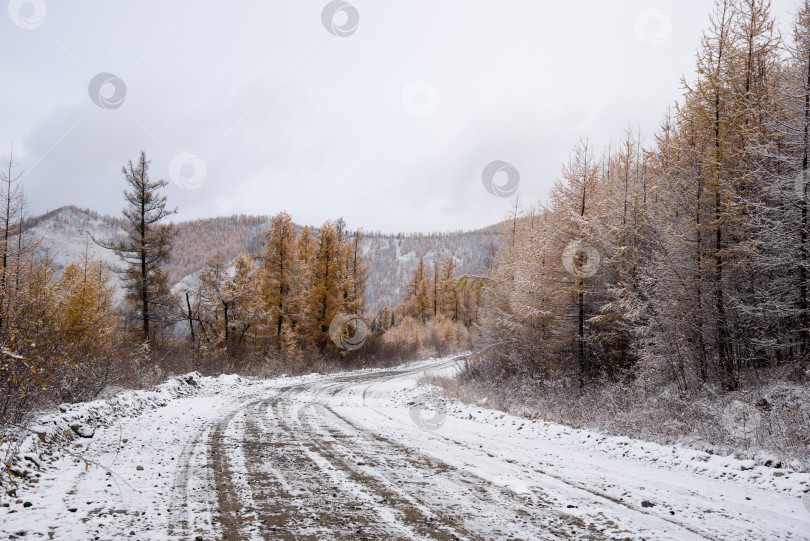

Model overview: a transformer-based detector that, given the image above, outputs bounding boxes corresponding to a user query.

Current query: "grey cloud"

[1,0,799,232]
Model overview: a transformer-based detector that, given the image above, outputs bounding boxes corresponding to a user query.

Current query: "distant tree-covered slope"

[166,214,268,284]
[26,206,499,311]
[360,230,499,313]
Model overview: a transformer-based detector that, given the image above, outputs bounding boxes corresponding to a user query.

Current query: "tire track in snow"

[345,366,716,540]
[291,363,589,539]
[311,393,593,539]
[276,390,471,539]
[168,422,210,538]
[205,375,430,540]
[205,362,480,540]
[171,359,708,540]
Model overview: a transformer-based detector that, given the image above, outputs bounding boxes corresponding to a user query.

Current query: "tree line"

[182,212,370,360]
[98,152,374,360]
[479,0,810,394]
[0,147,480,441]
[397,255,481,329]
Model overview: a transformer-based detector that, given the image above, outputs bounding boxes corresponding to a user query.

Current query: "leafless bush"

[443,358,810,469]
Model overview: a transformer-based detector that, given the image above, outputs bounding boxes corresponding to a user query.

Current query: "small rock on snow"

[69,424,94,438]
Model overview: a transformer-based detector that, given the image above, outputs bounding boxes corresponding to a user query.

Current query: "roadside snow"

[1,357,809,540]
[1,372,252,486]
[402,386,810,498]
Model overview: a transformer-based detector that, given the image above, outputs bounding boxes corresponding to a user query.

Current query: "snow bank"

[404,380,810,499]
[0,372,256,490]
[0,357,444,493]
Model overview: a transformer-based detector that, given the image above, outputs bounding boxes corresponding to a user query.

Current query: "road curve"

[164,357,806,540]
[5,357,808,540]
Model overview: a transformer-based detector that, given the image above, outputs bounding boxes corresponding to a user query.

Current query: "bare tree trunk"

[140,171,149,342]
[186,292,195,346]
[578,284,585,389]
[714,90,734,390]
[697,169,708,381]
[801,51,810,361]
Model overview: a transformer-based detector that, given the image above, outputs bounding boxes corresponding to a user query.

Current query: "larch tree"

[402,257,430,323]
[440,256,459,321]
[664,0,746,389]
[260,211,299,349]
[97,151,176,344]
[597,128,651,374]
[343,229,367,317]
[230,254,258,349]
[307,221,343,350]
[59,246,116,357]
[197,253,255,353]
[550,138,609,385]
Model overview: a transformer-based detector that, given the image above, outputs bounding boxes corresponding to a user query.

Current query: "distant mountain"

[360,230,498,313]
[25,206,500,311]
[25,206,269,285]
[163,214,270,284]
[25,207,128,298]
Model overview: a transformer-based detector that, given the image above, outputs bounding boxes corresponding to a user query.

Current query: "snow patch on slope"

[30,207,124,277]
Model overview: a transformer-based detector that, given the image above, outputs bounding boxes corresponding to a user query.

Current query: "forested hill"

[360,228,498,312]
[25,206,499,310]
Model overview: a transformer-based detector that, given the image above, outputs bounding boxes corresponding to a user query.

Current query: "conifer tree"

[294,225,317,334]
[343,229,367,316]
[307,221,343,350]
[59,247,116,356]
[97,151,176,343]
[402,257,430,323]
[552,138,609,385]
[440,256,459,321]
[260,212,299,348]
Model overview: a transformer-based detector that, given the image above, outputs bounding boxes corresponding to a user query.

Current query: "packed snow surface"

[2,356,809,540]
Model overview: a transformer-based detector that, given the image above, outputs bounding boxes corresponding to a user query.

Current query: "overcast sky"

[0,0,799,233]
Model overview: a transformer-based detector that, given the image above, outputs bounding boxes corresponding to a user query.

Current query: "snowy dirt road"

[3,356,810,540]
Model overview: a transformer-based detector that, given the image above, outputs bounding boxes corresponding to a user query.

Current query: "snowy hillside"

[28,207,125,275]
[361,230,498,311]
[27,207,127,297]
[26,207,499,310]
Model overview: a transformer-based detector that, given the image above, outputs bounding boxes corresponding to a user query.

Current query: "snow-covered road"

[3,356,809,540]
